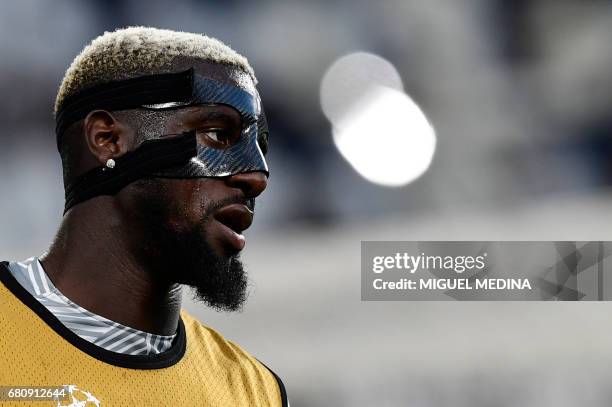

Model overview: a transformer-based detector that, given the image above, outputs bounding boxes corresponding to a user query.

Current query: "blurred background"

[1,0,612,405]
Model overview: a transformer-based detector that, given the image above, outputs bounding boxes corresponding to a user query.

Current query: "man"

[0,27,288,406]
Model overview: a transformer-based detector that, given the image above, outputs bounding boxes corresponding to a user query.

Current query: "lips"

[214,203,253,233]
[212,203,254,253]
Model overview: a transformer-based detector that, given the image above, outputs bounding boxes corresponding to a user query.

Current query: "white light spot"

[321,52,436,187]
[332,86,436,186]
[321,52,404,125]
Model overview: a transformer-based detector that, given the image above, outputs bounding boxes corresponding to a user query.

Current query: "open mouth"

[212,203,254,253]
[214,203,253,233]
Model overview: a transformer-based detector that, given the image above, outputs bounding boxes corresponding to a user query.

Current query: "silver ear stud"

[105,159,116,170]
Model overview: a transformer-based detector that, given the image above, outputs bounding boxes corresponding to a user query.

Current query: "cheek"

[164,179,215,227]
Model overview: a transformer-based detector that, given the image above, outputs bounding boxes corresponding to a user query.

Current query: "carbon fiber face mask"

[56,68,269,212]
[145,75,269,179]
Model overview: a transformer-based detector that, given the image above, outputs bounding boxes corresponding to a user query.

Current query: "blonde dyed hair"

[55,26,256,113]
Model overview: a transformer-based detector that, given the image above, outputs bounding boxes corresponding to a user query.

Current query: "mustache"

[204,196,255,216]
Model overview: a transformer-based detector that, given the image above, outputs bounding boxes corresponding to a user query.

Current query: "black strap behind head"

[55,69,195,144]
[63,131,197,213]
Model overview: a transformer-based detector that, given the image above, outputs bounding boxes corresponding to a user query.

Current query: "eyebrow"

[192,108,241,122]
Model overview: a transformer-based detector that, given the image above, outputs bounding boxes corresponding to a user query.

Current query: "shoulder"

[180,309,289,407]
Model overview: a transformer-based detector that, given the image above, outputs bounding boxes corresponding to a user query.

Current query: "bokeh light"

[321,52,436,187]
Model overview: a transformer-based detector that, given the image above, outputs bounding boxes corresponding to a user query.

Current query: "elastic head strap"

[55,69,195,146]
[63,131,197,213]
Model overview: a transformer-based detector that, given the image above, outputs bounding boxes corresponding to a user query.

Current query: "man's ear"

[83,110,134,165]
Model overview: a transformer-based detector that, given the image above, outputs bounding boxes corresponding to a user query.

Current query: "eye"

[203,130,223,143]
[196,128,240,149]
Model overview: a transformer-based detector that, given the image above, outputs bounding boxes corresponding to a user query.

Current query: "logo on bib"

[57,385,100,407]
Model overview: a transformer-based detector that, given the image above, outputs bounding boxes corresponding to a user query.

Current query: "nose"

[225,171,268,198]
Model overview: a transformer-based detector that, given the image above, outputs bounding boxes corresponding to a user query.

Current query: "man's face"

[124,63,268,311]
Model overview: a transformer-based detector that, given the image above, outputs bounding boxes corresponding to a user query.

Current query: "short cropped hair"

[55,26,256,113]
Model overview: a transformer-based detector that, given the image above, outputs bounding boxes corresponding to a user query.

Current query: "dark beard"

[128,180,249,312]
[161,222,248,312]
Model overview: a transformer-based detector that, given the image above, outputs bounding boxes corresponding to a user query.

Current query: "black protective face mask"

[56,68,269,213]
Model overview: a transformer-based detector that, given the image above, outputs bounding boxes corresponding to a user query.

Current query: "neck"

[40,198,182,336]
